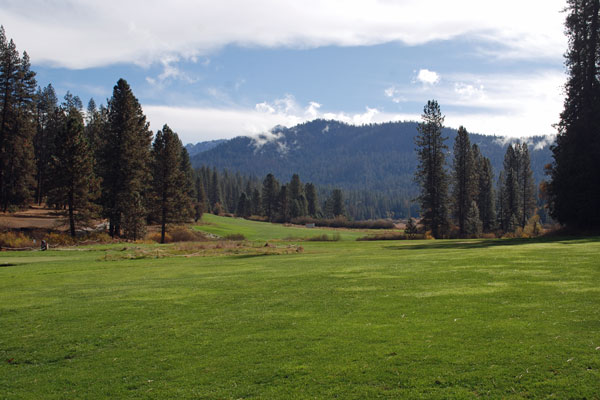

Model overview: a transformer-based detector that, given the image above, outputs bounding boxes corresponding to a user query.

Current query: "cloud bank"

[1,0,567,69]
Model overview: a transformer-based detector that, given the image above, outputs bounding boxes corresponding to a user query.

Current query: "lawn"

[194,213,369,241]
[1,217,599,398]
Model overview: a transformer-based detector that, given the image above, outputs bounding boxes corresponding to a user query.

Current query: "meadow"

[1,215,599,398]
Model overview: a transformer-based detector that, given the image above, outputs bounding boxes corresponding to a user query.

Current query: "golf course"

[1,215,599,398]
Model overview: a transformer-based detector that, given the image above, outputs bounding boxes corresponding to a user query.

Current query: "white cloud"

[0,0,567,69]
[144,96,400,144]
[386,69,565,137]
[416,69,440,85]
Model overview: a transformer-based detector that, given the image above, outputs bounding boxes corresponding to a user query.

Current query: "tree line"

[194,166,346,223]
[415,100,538,238]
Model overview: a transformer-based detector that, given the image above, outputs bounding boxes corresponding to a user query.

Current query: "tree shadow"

[382,236,600,251]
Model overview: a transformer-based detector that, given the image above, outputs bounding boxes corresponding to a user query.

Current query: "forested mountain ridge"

[185,139,227,158]
[191,119,553,195]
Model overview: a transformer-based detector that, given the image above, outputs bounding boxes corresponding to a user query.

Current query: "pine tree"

[209,168,221,213]
[194,172,207,221]
[501,144,521,232]
[288,173,308,218]
[465,201,483,238]
[277,184,290,222]
[236,192,251,218]
[50,103,99,236]
[251,188,261,216]
[305,182,319,216]
[405,217,418,238]
[99,78,152,238]
[451,126,476,236]
[414,100,449,238]
[549,0,600,229]
[179,147,195,220]
[517,143,536,228]
[34,84,58,204]
[262,173,279,221]
[477,156,496,232]
[331,188,345,217]
[496,171,507,232]
[150,124,191,243]
[0,28,37,210]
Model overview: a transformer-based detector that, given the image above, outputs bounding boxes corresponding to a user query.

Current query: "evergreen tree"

[549,0,600,229]
[251,188,261,216]
[405,217,418,238]
[209,168,221,213]
[517,143,536,228]
[331,188,345,217]
[194,172,207,221]
[465,201,483,238]
[236,192,251,218]
[451,126,476,236]
[0,28,37,210]
[414,100,449,238]
[501,144,521,232]
[277,184,290,222]
[496,171,507,232]
[477,156,496,231]
[261,173,279,221]
[305,182,319,216]
[34,84,58,204]
[179,147,195,220]
[150,124,192,243]
[49,103,99,236]
[99,78,152,238]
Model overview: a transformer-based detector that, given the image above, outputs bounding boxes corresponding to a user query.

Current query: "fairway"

[1,218,599,398]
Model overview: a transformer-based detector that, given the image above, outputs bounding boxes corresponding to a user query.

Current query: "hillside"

[184,139,227,158]
[191,119,553,198]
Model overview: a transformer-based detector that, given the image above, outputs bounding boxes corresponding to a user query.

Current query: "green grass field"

[1,216,599,398]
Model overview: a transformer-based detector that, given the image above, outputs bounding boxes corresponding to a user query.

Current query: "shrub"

[290,216,394,229]
[146,232,173,243]
[0,231,34,248]
[170,226,206,242]
[44,232,76,246]
[305,233,341,241]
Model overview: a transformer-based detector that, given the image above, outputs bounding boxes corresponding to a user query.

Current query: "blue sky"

[2,0,567,144]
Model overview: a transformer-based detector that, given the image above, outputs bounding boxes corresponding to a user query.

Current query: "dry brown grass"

[100,241,303,261]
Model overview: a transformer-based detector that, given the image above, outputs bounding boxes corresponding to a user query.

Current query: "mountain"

[191,119,553,193]
[185,139,227,158]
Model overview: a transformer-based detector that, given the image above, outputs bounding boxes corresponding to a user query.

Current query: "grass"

[194,213,370,241]
[0,218,599,398]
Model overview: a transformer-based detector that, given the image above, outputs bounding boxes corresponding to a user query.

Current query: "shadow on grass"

[383,236,600,251]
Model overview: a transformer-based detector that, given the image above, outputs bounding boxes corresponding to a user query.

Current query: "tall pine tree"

[151,124,193,243]
[50,101,99,236]
[451,126,477,236]
[0,27,37,210]
[549,0,600,229]
[414,100,449,238]
[99,79,152,239]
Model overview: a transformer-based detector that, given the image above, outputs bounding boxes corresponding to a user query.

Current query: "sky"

[1,0,568,144]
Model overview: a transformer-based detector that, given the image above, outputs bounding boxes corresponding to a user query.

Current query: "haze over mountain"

[190,119,553,198]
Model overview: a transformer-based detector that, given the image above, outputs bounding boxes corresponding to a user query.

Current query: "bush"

[305,233,341,241]
[44,232,76,246]
[290,216,394,229]
[170,226,207,242]
[357,232,426,241]
[0,231,35,248]
[146,227,208,243]
[146,232,173,243]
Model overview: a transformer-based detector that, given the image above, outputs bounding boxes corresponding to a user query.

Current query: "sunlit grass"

[0,223,599,398]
